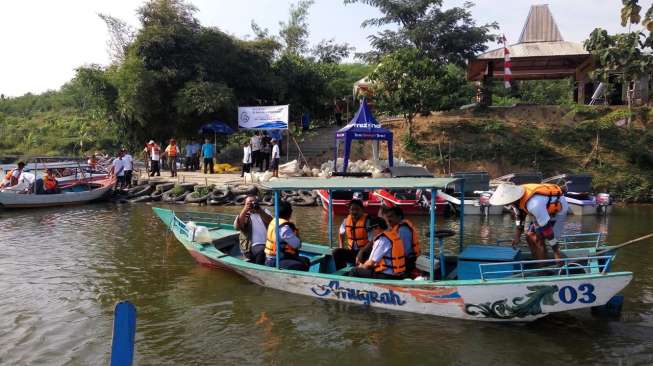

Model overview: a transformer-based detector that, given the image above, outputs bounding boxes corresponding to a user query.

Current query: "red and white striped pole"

[501,34,512,89]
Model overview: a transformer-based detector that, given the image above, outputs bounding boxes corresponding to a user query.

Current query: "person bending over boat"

[332,199,373,270]
[347,216,406,279]
[381,206,420,276]
[264,201,310,271]
[235,195,272,265]
[1,161,25,188]
[489,183,569,262]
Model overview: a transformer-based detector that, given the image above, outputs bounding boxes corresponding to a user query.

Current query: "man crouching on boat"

[489,183,568,262]
[347,216,406,280]
[264,201,310,271]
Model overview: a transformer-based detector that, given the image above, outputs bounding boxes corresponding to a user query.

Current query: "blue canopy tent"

[198,121,235,146]
[334,98,393,172]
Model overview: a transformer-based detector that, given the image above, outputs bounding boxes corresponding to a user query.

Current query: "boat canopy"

[261,177,459,191]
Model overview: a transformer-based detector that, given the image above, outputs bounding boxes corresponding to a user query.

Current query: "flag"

[500,34,512,89]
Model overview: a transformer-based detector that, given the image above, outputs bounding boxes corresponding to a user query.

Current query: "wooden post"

[577,79,586,105]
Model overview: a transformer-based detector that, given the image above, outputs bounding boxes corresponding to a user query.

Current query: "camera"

[251,202,260,210]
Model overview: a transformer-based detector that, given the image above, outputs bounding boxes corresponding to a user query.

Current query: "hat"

[489,183,525,206]
[148,140,155,144]
[271,138,277,142]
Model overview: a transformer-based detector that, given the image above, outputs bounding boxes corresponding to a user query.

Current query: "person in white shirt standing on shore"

[241,141,252,178]
[250,132,261,172]
[270,138,280,177]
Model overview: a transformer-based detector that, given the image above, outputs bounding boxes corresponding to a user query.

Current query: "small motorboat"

[373,166,449,215]
[491,172,543,187]
[438,171,503,215]
[543,173,612,215]
[316,189,382,215]
[154,177,632,322]
[0,177,114,208]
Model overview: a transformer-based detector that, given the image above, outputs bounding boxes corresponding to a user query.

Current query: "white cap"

[489,183,525,206]
[148,140,155,144]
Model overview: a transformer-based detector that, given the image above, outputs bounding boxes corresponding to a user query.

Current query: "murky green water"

[1,203,652,365]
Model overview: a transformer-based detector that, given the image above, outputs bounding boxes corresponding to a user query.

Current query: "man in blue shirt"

[201,139,215,174]
[184,140,198,171]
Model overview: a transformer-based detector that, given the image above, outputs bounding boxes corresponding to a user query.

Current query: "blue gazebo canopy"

[198,121,235,135]
[334,98,394,172]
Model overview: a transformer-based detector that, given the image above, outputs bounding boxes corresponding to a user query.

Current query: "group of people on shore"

[141,138,218,177]
[234,182,569,278]
[242,131,281,178]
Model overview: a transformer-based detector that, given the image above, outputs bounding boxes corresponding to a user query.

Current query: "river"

[1,203,652,365]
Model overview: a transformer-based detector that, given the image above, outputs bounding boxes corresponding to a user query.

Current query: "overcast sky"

[0,0,633,97]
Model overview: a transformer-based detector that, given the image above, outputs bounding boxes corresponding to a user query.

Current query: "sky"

[0,0,634,97]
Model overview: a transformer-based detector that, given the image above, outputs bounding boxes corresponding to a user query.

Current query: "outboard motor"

[596,193,611,215]
[479,192,492,216]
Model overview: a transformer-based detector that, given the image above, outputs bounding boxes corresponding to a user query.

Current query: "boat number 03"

[558,283,596,304]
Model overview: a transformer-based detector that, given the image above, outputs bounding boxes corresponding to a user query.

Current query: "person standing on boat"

[111,151,126,189]
[121,148,133,188]
[382,206,420,275]
[332,199,372,270]
[1,161,25,188]
[347,216,406,279]
[147,140,161,177]
[234,195,272,265]
[264,201,309,271]
[489,183,569,262]
[163,139,178,177]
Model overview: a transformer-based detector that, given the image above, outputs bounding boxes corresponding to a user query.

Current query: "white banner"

[238,105,289,129]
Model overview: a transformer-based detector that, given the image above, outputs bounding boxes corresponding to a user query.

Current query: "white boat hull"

[231,264,631,321]
[0,182,113,208]
[566,197,613,216]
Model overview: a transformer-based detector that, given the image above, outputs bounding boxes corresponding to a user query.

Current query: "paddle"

[110,301,137,366]
[596,232,653,256]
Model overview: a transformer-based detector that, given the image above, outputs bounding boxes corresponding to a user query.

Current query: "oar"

[596,232,653,256]
[110,301,137,366]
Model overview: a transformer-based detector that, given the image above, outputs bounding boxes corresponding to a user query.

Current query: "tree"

[585,0,653,124]
[369,48,471,137]
[98,13,135,63]
[344,0,497,64]
[278,0,314,56]
[312,39,354,63]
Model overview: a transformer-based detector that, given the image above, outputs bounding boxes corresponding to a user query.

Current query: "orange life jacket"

[393,219,420,256]
[374,230,406,275]
[5,168,20,181]
[43,175,57,190]
[265,218,299,256]
[167,144,178,156]
[518,183,563,215]
[343,214,370,250]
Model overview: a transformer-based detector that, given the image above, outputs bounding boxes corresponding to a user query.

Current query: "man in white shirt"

[241,141,252,177]
[270,138,280,177]
[121,148,134,188]
[490,183,568,262]
[348,216,406,279]
[111,152,126,189]
[250,132,261,171]
[234,195,272,264]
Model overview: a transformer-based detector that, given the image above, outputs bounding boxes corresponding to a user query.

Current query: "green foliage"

[279,0,314,56]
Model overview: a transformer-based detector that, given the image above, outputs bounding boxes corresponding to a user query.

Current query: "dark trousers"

[193,156,200,171]
[124,170,133,187]
[265,253,309,271]
[251,150,260,170]
[261,152,270,171]
[246,244,266,265]
[149,160,160,176]
[168,156,177,177]
[185,157,193,171]
[203,158,214,174]
[347,267,402,279]
[241,163,251,177]
[332,248,360,270]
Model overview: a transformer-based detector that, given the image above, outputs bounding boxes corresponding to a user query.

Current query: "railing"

[479,255,614,281]
[173,211,236,227]
[559,232,604,250]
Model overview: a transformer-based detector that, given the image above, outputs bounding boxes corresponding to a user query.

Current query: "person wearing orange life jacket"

[382,206,420,274]
[348,216,406,279]
[1,161,25,188]
[331,199,373,270]
[490,183,569,262]
[42,168,59,194]
[264,201,310,271]
[163,139,178,177]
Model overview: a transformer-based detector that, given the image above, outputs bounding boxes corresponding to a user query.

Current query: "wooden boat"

[0,178,114,208]
[154,177,632,322]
